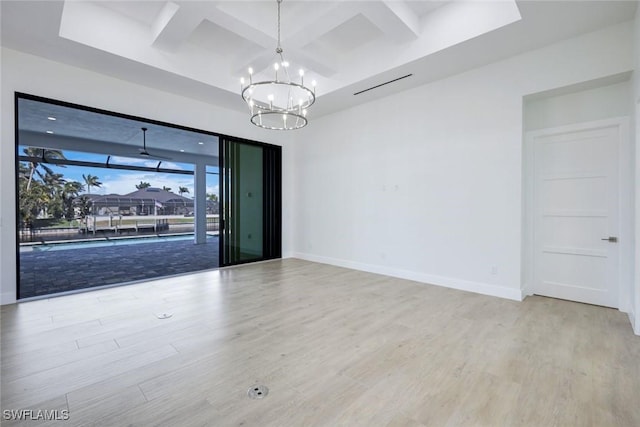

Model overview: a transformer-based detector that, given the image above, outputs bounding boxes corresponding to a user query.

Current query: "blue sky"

[20,147,219,197]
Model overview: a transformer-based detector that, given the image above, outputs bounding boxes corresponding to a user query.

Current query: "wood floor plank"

[2,259,639,426]
[2,340,119,383]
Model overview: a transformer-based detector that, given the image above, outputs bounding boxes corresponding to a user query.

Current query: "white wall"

[292,21,635,302]
[0,47,293,304]
[634,6,640,335]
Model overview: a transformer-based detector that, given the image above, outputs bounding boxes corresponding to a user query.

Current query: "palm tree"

[178,186,189,197]
[64,180,84,196]
[43,172,67,219]
[75,195,93,232]
[207,193,218,202]
[19,178,50,228]
[23,147,66,191]
[82,174,102,194]
[43,172,66,192]
[62,181,84,220]
[18,162,31,182]
[136,181,151,190]
[162,186,172,192]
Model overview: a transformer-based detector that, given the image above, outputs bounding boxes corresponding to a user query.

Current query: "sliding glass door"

[220,138,281,266]
[15,93,282,299]
[15,93,222,299]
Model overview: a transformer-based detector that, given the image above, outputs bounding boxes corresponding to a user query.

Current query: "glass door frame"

[219,136,282,267]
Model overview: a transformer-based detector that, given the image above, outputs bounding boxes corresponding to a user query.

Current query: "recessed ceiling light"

[198,142,204,145]
[179,149,185,152]
[46,130,54,134]
[47,116,56,121]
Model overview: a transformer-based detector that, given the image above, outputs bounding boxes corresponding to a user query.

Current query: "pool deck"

[19,235,219,299]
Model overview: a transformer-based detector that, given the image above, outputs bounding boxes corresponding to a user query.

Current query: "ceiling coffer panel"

[189,19,264,58]
[304,13,384,56]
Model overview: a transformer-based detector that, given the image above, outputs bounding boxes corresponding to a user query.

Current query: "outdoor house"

[76,188,221,236]
[85,187,218,216]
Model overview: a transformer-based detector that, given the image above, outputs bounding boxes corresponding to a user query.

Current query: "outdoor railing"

[19,214,220,243]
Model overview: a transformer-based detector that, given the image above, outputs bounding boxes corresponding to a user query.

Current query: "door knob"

[601,237,618,242]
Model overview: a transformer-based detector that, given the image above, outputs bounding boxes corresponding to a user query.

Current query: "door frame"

[219,136,282,267]
[522,117,632,311]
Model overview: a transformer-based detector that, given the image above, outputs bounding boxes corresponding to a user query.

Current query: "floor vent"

[247,385,269,399]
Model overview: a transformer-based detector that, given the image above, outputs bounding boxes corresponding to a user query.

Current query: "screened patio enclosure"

[17,93,281,299]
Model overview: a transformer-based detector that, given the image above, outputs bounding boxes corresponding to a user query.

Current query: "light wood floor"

[1,259,639,426]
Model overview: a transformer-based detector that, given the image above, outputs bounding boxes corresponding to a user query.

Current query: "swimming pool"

[24,234,215,252]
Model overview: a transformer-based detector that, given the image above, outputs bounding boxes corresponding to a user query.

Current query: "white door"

[531,123,620,308]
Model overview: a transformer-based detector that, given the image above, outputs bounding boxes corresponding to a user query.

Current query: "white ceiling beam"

[203,5,275,50]
[151,2,204,52]
[151,2,179,44]
[273,2,361,78]
[230,2,350,78]
[283,2,360,50]
[286,48,337,78]
[232,50,274,77]
[362,1,421,43]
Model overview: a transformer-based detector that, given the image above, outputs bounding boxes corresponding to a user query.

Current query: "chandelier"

[239,0,316,130]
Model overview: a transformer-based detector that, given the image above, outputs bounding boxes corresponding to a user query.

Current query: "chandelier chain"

[276,0,283,54]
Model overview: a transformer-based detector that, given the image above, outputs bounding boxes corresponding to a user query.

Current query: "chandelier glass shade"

[239,0,316,130]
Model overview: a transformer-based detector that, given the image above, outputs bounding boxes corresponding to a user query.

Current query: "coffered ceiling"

[1,1,637,119]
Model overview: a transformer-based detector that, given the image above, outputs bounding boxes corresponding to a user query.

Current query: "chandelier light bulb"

[274,63,279,71]
[248,67,253,75]
[282,61,289,67]
[299,69,304,76]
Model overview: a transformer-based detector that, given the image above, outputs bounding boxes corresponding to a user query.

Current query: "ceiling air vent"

[353,74,413,96]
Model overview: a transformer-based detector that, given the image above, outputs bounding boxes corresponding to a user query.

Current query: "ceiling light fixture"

[47,116,56,121]
[239,0,316,130]
[46,130,54,134]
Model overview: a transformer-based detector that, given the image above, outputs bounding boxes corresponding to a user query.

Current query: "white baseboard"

[629,311,639,336]
[1,292,17,306]
[520,284,535,300]
[292,252,523,302]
